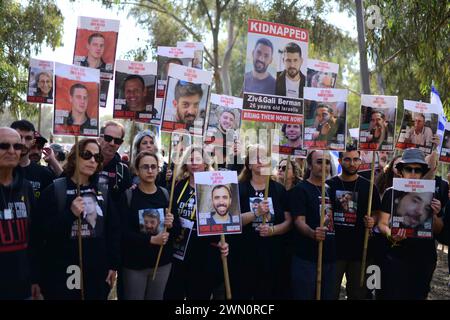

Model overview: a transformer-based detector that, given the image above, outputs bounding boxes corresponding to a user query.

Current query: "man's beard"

[342,166,359,176]
[29,152,41,162]
[287,67,299,78]
[214,205,229,217]
[253,60,268,73]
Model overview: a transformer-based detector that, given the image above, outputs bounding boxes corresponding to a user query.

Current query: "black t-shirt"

[98,153,132,201]
[22,161,55,200]
[171,178,219,264]
[121,186,176,270]
[231,180,287,267]
[381,187,437,262]
[327,175,382,260]
[289,180,336,263]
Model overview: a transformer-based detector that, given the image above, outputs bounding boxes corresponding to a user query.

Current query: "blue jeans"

[291,255,336,300]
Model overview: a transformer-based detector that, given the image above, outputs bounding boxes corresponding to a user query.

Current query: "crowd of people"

[1,119,449,300]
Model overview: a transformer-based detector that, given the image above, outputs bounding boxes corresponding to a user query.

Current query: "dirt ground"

[339,244,449,300]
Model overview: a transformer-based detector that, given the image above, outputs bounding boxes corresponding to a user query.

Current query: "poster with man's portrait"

[359,95,398,151]
[306,59,338,88]
[396,100,440,154]
[161,63,212,136]
[204,94,242,160]
[53,62,100,137]
[27,58,54,104]
[303,87,348,151]
[177,41,204,69]
[113,60,157,123]
[153,46,195,126]
[194,171,242,236]
[439,122,450,163]
[70,191,104,239]
[138,208,165,235]
[244,19,309,98]
[392,178,435,239]
[73,16,120,80]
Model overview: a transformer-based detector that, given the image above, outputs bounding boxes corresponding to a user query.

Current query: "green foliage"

[0,0,64,118]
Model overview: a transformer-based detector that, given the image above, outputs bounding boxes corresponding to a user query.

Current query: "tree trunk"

[221,19,235,96]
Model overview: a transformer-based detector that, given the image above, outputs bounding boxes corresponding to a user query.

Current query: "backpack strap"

[159,186,170,203]
[53,177,67,214]
[125,188,133,208]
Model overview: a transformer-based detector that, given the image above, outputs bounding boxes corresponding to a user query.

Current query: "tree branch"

[220,0,233,12]
[200,0,215,32]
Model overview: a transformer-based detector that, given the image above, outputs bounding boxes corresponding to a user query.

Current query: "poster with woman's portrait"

[27,58,54,104]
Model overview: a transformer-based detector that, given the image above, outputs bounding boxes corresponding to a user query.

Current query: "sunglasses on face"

[402,166,424,174]
[102,134,124,145]
[139,164,158,172]
[278,165,287,172]
[80,150,104,163]
[0,143,25,151]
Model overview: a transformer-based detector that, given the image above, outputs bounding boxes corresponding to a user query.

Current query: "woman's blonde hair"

[175,145,214,182]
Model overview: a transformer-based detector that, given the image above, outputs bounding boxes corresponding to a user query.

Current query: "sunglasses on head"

[102,134,123,145]
[402,166,424,174]
[80,150,104,163]
[0,143,25,151]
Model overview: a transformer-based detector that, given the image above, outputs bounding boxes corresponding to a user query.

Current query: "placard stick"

[166,134,173,184]
[263,123,274,223]
[38,104,42,132]
[360,151,376,287]
[284,155,291,188]
[316,151,326,300]
[152,145,178,281]
[129,120,136,159]
[220,234,232,300]
[74,136,85,300]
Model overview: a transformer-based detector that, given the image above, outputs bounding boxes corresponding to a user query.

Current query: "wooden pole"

[221,234,232,300]
[316,151,327,300]
[284,155,291,188]
[75,136,84,300]
[166,137,173,184]
[37,104,42,133]
[152,159,178,280]
[263,124,274,223]
[129,120,136,160]
[360,151,376,287]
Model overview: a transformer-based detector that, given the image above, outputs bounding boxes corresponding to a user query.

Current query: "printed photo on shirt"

[27,58,54,104]
[249,197,275,229]
[391,178,434,238]
[334,191,358,227]
[319,196,334,235]
[244,19,308,98]
[71,192,104,239]
[396,100,439,154]
[173,217,194,261]
[138,208,165,235]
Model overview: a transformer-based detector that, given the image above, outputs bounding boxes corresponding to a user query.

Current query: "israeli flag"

[431,85,445,153]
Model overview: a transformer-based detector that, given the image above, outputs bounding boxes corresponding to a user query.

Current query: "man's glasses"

[342,157,362,164]
[102,134,124,145]
[80,150,104,163]
[139,164,158,172]
[402,166,424,174]
[0,143,25,151]
[21,135,34,141]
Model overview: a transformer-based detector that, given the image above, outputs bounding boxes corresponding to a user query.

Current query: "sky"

[36,0,358,117]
